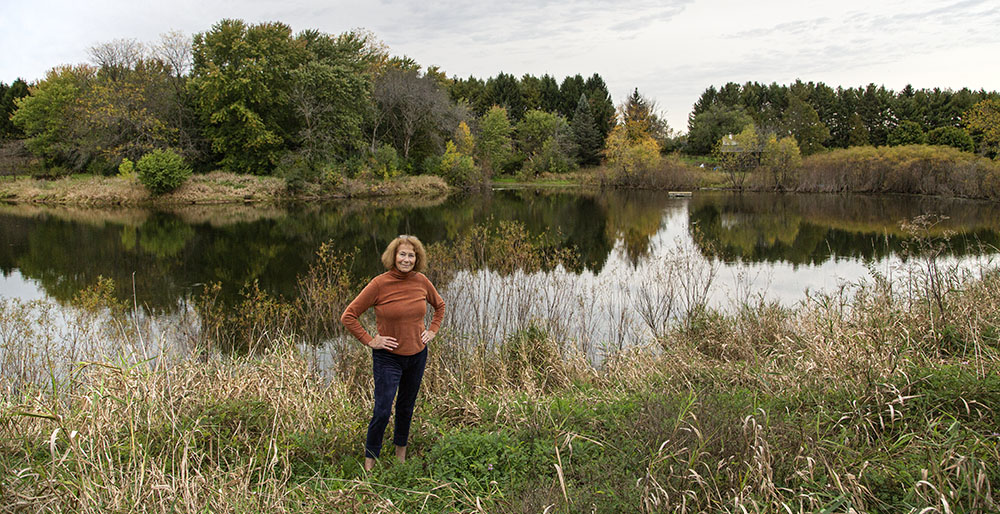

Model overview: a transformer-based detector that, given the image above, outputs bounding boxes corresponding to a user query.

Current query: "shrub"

[927,126,974,153]
[797,144,1000,198]
[117,158,137,182]
[371,143,401,180]
[888,120,926,146]
[437,140,477,187]
[136,149,192,195]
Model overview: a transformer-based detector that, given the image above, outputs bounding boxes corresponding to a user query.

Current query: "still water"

[1,189,998,350]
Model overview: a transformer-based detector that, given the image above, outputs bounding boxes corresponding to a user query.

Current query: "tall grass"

[794,145,1000,200]
[2,220,999,512]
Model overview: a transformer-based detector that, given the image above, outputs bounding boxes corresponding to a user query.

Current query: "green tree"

[927,126,974,152]
[481,73,524,120]
[887,120,926,146]
[538,74,561,114]
[686,104,752,155]
[11,65,93,168]
[558,74,585,119]
[1,79,30,139]
[782,93,829,155]
[846,113,870,147]
[964,98,1000,158]
[288,30,375,170]
[449,75,486,113]
[189,19,307,174]
[475,106,513,179]
[571,93,602,166]
[515,109,574,175]
[584,73,615,141]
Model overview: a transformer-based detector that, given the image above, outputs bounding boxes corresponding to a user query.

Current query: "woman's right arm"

[340,279,380,346]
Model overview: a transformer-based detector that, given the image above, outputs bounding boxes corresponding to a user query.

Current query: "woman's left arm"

[421,276,446,343]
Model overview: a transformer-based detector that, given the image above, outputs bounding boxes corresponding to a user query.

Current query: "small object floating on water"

[668,191,692,197]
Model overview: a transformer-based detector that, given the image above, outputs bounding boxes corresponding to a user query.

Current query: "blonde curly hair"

[381,235,428,273]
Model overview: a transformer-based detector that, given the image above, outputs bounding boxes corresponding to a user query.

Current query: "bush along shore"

[2,220,999,513]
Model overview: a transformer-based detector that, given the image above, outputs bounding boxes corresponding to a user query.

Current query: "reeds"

[2,220,998,512]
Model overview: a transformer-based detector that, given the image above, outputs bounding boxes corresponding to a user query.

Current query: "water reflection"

[1,190,999,312]
[690,192,1000,264]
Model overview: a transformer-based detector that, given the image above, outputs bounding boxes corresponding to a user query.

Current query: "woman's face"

[395,243,416,273]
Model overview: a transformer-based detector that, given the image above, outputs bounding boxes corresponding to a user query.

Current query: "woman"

[341,235,445,471]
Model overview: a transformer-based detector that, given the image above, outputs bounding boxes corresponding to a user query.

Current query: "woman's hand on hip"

[421,330,436,344]
[369,334,398,350]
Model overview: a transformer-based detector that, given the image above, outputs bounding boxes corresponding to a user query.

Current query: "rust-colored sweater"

[340,269,445,355]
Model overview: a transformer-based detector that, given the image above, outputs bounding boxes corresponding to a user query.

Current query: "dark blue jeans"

[365,347,427,459]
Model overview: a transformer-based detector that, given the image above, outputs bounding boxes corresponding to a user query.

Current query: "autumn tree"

[761,134,802,191]
[964,98,1000,158]
[715,125,764,190]
[370,65,462,165]
[12,65,93,169]
[605,93,661,185]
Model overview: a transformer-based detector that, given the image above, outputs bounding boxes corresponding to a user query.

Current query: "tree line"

[0,20,621,189]
[686,80,1000,158]
[3,20,999,190]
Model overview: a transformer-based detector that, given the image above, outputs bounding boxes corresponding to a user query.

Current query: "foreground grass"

[0,172,450,205]
[2,259,999,513]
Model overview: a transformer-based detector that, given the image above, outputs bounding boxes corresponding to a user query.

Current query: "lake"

[2,189,999,356]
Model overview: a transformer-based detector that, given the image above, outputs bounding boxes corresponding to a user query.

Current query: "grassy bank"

[0,172,450,205]
[795,145,1000,200]
[2,230,998,512]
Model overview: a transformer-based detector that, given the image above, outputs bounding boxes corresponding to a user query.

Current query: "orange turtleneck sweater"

[340,269,446,356]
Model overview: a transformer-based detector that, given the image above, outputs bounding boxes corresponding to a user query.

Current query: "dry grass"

[2,221,999,512]
[0,172,451,206]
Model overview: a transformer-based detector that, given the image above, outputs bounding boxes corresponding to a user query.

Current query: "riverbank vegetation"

[0,20,618,197]
[0,171,448,205]
[5,19,998,204]
[2,220,998,512]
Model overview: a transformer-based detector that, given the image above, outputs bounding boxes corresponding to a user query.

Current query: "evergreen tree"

[538,74,561,114]
[571,93,602,165]
[558,74,585,119]
[584,73,615,141]
[481,72,524,120]
[1,79,30,139]
[782,93,829,155]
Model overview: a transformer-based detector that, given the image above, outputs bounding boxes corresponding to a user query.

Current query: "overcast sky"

[3,0,999,132]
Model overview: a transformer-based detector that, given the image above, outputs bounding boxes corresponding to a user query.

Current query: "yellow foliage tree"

[604,123,660,185]
[964,98,1000,158]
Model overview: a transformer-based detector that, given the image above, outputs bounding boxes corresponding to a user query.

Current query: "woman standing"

[341,235,445,471]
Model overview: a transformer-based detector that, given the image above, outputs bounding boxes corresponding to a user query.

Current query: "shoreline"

[0,171,452,206]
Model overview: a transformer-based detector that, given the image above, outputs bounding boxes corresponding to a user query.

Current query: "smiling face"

[395,243,416,273]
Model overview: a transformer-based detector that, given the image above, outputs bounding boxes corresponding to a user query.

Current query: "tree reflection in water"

[1,190,998,319]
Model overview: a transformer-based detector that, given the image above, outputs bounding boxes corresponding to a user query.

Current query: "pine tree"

[571,93,602,165]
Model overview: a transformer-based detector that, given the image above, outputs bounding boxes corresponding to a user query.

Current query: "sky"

[2,0,999,133]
